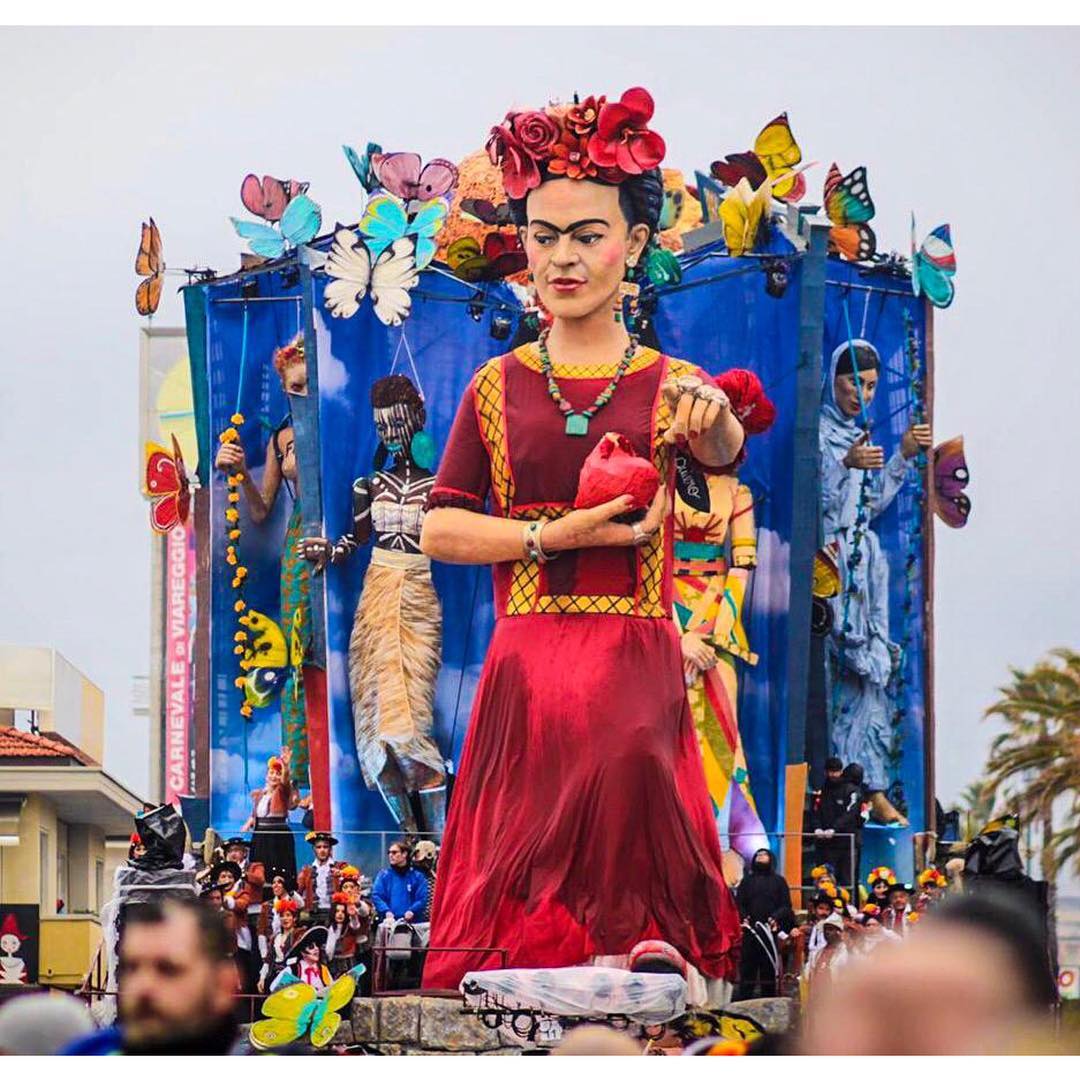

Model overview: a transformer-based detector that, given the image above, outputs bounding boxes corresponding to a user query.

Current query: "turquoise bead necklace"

[537,327,640,437]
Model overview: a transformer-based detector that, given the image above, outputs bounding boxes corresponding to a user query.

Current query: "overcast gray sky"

[1,26,1077,808]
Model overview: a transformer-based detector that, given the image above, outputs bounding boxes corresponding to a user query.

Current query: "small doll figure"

[299,375,446,834]
[242,749,300,884]
[271,925,332,993]
[126,832,147,864]
[0,913,28,985]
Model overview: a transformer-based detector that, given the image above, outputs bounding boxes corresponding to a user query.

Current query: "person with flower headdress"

[881,882,914,935]
[327,891,374,991]
[258,896,304,993]
[866,865,896,907]
[241,748,299,886]
[672,370,776,861]
[915,866,947,911]
[420,87,747,994]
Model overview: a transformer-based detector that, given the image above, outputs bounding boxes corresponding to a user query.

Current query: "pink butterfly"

[371,153,458,203]
[240,174,310,223]
[932,435,970,529]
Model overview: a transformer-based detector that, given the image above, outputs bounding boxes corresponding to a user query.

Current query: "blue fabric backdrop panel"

[310,272,519,868]
[200,272,307,836]
[822,259,928,839]
[652,248,803,838]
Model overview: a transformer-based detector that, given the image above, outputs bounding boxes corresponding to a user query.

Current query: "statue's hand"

[661,375,731,446]
[296,536,333,572]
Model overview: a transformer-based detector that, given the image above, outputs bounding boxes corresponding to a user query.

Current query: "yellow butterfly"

[250,966,362,1050]
[719,177,775,257]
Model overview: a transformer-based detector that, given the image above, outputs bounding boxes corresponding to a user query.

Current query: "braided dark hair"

[508,167,666,241]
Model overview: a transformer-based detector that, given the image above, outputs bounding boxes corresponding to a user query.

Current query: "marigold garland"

[219,413,255,719]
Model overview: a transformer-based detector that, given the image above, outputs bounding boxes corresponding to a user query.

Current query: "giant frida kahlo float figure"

[671,369,776,863]
[299,375,447,834]
[820,339,931,826]
[417,87,744,994]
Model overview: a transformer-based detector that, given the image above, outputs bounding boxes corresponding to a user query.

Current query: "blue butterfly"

[910,215,956,309]
[231,193,322,258]
[359,193,449,270]
[343,141,383,193]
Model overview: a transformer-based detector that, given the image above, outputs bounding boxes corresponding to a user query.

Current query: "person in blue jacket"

[371,840,429,923]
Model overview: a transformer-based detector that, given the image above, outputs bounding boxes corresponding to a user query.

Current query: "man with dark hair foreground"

[801,891,1058,1054]
[63,898,243,1055]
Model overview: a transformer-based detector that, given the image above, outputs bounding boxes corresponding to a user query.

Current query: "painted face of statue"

[1,933,19,957]
[374,402,422,457]
[281,361,308,397]
[520,178,649,322]
[833,368,879,418]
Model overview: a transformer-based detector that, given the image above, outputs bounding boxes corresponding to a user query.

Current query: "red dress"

[422,343,742,989]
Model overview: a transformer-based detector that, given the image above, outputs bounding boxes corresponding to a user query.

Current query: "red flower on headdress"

[487,111,558,200]
[565,95,606,138]
[330,892,350,906]
[588,87,666,176]
[547,130,599,181]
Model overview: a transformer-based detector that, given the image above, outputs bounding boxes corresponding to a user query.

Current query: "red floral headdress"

[338,864,360,883]
[274,897,299,915]
[266,755,284,775]
[917,867,947,889]
[330,891,350,906]
[486,87,666,200]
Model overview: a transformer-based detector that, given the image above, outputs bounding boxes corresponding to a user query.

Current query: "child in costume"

[259,898,304,993]
[327,892,375,990]
[270,926,332,993]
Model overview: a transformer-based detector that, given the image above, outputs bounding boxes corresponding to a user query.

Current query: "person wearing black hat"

[810,757,862,892]
[297,831,341,922]
[882,882,913,935]
[270,925,332,993]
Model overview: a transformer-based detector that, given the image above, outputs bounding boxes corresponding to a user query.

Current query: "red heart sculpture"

[574,432,661,511]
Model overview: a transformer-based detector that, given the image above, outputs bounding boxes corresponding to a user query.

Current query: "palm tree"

[952,778,997,843]
[981,647,1080,883]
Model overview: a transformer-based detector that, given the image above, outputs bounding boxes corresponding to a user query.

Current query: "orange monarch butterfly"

[135,217,164,316]
[143,434,190,533]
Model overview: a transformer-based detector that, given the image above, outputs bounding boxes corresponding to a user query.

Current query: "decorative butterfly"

[324,228,420,326]
[711,113,809,204]
[372,152,458,206]
[231,193,323,259]
[823,163,876,262]
[135,218,165,316]
[460,198,515,227]
[249,964,365,1050]
[911,216,957,309]
[143,434,190,533]
[344,141,383,193]
[240,175,310,223]
[932,435,970,528]
[719,177,773,257]
[446,232,527,282]
[239,609,288,708]
[359,193,448,269]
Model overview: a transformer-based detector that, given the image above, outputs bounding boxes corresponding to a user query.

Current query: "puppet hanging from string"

[299,330,448,833]
[819,300,931,827]
[216,305,315,798]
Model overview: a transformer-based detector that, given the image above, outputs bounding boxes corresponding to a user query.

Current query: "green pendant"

[565,413,590,437]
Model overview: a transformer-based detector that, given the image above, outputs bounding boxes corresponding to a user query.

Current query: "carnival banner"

[163,521,197,803]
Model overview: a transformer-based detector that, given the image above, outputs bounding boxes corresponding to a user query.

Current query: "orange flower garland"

[220,413,254,719]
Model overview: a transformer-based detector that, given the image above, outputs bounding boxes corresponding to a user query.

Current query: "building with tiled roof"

[0,644,145,989]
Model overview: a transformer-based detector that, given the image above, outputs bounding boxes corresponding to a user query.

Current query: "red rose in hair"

[547,130,598,181]
[566,94,606,137]
[588,87,666,175]
[513,110,560,157]
[486,120,542,200]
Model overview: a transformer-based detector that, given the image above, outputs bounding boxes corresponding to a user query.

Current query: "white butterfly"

[323,229,419,326]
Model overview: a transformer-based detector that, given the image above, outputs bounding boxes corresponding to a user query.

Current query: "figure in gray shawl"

[819,339,931,826]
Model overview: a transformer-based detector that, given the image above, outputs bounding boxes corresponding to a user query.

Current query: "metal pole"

[785,216,831,770]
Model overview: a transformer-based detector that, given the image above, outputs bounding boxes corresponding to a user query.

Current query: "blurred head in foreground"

[0,992,95,1054]
[552,1024,641,1055]
[802,891,1056,1054]
[118,898,238,1053]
